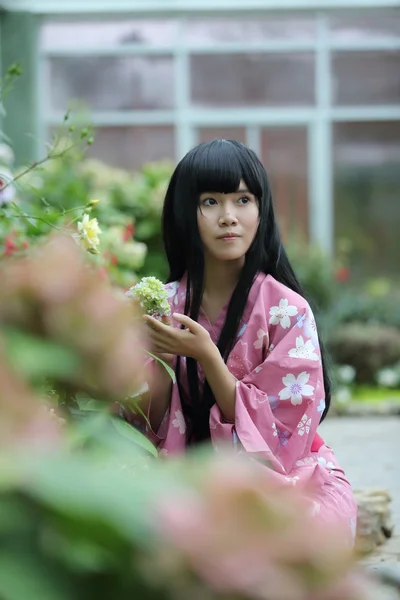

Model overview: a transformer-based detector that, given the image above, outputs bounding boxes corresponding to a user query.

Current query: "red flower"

[335,266,351,282]
[3,235,18,256]
[123,223,135,242]
[110,255,118,266]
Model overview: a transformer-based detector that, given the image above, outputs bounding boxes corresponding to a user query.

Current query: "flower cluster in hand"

[127,276,171,319]
[74,212,102,254]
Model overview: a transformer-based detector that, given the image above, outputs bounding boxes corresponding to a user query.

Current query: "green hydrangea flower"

[126,276,171,318]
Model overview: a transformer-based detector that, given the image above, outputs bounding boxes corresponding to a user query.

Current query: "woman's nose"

[219,208,238,226]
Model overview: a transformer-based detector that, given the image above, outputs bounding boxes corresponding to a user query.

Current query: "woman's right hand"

[150,314,175,367]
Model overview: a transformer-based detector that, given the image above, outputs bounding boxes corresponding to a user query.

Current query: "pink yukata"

[134,272,357,544]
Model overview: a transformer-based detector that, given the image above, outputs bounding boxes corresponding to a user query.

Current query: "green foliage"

[328,323,400,384]
[19,153,172,284]
[286,239,336,312]
[323,288,400,333]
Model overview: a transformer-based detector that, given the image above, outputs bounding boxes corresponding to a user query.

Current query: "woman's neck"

[203,258,243,299]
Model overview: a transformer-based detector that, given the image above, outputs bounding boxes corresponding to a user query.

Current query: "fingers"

[161,314,173,326]
[143,315,170,333]
[172,313,198,331]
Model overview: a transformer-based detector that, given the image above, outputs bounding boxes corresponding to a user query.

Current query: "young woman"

[128,139,357,543]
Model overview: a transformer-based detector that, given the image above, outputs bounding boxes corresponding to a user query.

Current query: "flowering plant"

[127,276,171,319]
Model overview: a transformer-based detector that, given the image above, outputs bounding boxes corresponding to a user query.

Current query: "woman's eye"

[238,196,250,204]
[202,198,217,206]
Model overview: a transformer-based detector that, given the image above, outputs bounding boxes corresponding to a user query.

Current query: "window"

[261,127,309,241]
[196,127,246,144]
[87,126,175,171]
[190,53,315,107]
[46,55,175,112]
[334,122,400,279]
[41,19,178,49]
[332,51,400,106]
[186,16,316,44]
[330,10,400,42]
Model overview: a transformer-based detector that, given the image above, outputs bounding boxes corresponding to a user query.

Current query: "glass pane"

[46,56,175,111]
[197,127,246,144]
[41,19,177,50]
[333,51,400,106]
[261,128,309,241]
[191,53,315,107]
[330,10,400,42]
[186,16,316,44]
[86,126,175,170]
[334,122,400,280]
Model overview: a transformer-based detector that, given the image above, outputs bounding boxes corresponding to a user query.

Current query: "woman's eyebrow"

[200,187,251,196]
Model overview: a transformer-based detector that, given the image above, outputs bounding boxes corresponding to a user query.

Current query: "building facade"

[1,0,400,278]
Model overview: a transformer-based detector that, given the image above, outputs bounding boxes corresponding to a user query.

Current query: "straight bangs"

[184,140,263,201]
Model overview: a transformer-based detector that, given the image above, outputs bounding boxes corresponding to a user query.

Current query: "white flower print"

[172,410,186,435]
[165,281,178,297]
[288,336,319,361]
[279,372,315,406]
[254,329,268,350]
[227,340,253,380]
[272,423,278,437]
[297,414,312,437]
[164,281,179,306]
[303,309,319,345]
[269,299,298,329]
[285,476,300,486]
[296,456,317,467]
[317,399,326,414]
[159,448,169,457]
[317,457,335,471]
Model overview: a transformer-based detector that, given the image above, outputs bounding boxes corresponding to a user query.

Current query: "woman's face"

[197,179,259,265]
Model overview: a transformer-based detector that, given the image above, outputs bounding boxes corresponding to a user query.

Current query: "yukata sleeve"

[210,295,325,474]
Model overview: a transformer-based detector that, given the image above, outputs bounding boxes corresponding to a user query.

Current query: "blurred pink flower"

[153,454,363,600]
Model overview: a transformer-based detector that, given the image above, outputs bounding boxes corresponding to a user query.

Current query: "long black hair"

[162,139,331,444]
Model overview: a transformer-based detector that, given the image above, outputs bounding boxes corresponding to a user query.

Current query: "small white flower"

[0,170,15,206]
[317,398,326,414]
[279,372,315,406]
[337,365,356,384]
[297,414,312,437]
[317,457,335,471]
[254,329,268,350]
[74,213,102,252]
[376,368,400,388]
[172,410,186,435]
[272,423,278,437]
[269,299,298,329]
[335,387,352,404]
[159,448,169,457]
[0,143,14,166]
[288,336,319,361]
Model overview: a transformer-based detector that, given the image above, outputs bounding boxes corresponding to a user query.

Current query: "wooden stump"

[355,489,394,554]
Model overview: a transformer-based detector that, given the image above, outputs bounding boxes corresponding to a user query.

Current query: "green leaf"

[4,329,80,381]
[0,550,73,600]
[111,418,158,458]
[145,351,176,383]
